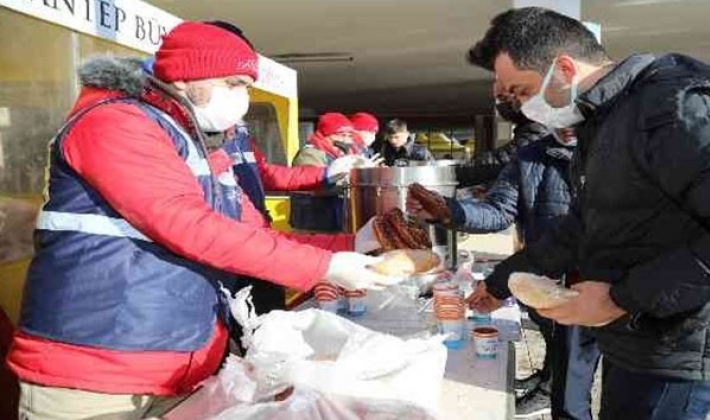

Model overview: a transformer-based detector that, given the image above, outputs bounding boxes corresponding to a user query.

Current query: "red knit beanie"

[317,113,354,136]
[350,112,379,132]
[154,21,259,82]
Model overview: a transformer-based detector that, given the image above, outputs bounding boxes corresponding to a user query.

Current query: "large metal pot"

[407,159,465,167]
[346,165,459,267]
[347,166,458,229]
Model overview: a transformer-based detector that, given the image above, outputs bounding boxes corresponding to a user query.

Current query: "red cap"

[350,112,379,132]
[317,113,354,136]
[154,21,259,82]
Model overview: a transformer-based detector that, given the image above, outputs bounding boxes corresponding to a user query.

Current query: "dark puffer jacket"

[487,54,710,380]
[381,137,433,166]
[449,135,572,246]
[456,122,550,188]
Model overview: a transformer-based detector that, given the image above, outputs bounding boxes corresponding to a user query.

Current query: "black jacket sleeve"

[485,203,582,299]
[610,86,710,318]
[413,143,434,161]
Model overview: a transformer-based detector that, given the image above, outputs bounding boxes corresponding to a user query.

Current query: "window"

[0,9,144,196]
[0,9,75,195]
[244,102,287,166]
[0,8,143,265]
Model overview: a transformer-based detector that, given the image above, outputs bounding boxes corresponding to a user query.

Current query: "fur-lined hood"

[76,55,216,151]
[78,56,147,97]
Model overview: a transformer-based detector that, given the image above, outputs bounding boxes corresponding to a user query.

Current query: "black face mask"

[495,101,530,126]
[333,140,351,153]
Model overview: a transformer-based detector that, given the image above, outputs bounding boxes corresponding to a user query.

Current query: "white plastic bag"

[164,355,438,420]
[227,286,447,412]
[354,283,434,338]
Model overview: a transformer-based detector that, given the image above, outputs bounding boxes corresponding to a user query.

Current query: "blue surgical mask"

[521,61,584,129]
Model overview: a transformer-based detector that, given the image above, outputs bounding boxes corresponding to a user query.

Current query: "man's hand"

[405,191,434,222]
[465,282,503,314]
[406,184,451,224]
[537,281,627,327]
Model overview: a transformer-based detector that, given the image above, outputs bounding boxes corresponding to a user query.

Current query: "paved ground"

[514,312,602,420]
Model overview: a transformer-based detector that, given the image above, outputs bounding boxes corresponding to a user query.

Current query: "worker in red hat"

[289,113,361,233]
[293,112,359,167]
[350,111,380,157]
[174,23,378,319]
[6,21,396,418]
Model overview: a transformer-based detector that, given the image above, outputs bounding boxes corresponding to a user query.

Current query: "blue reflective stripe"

[36,210,152,242]
[146,106,211,177]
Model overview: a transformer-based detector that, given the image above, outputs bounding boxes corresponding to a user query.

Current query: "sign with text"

[0,0,298,98]
[256,55,297,99]
[0,0,180,53]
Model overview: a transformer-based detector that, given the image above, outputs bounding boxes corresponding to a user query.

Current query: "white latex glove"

[326,155,359,184]
[325,252,403,291]
[355,217,381,254]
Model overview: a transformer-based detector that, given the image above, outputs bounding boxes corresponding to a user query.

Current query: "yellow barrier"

[0,195,41,326]
[0,258,29,326]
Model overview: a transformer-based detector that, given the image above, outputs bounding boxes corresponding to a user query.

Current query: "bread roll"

[508,272,578,309]
[369,249,440,276]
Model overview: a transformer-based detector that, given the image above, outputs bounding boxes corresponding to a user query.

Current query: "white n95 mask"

[521,61,584,129]
[193,86,250,132]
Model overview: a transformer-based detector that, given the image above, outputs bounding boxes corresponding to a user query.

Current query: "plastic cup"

[344,290,367,316]
[317,299,339,313]
[337,296,348,313]
[347,296,366,316]
[470,309,492,325]
[336,286,348,313]
[432,282,459,297]
[472,326,499,359]
[438,318,465,349]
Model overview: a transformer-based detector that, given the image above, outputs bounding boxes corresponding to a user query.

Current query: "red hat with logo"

[350,112,379,132]
[317,113,354,136]
[154,21,259,82]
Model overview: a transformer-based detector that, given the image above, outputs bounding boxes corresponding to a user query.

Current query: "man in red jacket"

[7,21,393,419]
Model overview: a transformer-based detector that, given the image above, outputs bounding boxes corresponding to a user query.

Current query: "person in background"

[455,48,549,189]
[293,113,358,167]
[290,113,359,232]
[6,21,394,419]
[408,126,600,420]
[457,98,549,188]
[467,7,710,420]
[381,118,433,166]
[350,111,379,157]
